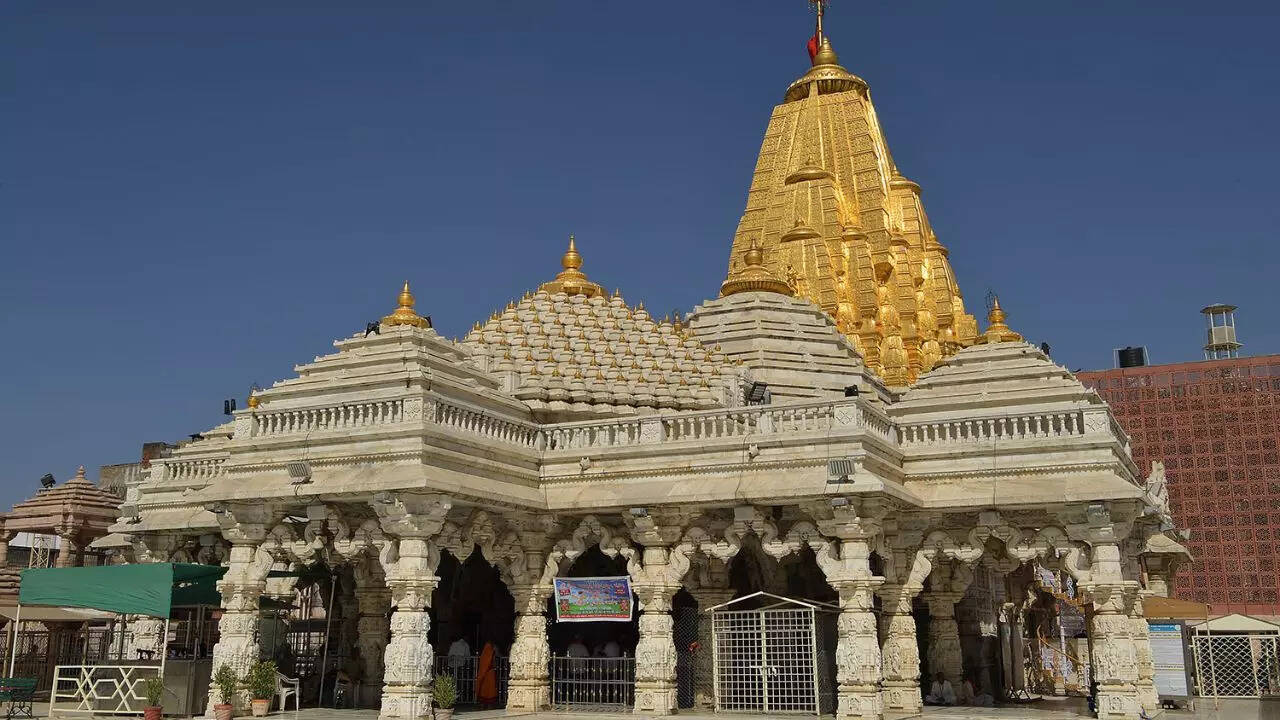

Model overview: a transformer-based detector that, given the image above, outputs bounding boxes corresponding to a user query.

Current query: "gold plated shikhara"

[382,281,431,328]
[720,240,794,298]
[724,2,979,386]
[539,235,605,299]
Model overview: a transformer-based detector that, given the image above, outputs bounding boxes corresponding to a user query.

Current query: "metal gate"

[550,656,635,711]
[711,592,831,715]
[1193,634,1280,697]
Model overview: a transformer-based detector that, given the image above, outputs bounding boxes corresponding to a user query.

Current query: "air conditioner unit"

[827,459,857,482]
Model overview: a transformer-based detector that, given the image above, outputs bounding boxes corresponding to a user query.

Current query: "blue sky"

[3,1,1278,508]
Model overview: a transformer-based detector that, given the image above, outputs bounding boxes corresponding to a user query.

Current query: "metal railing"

[549,655,634,711]
[50,664,160,715]
[432,654,509,706]
[1,628,137,697]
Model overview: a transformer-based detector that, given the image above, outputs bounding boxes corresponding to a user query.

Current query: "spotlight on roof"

[745,382,771,405]
[829,496,850,508]
[286,461,312,485]
[126,515,143,525]
[843,385,860,398]
[365,321,381,337]
[1039,342,1051,357]
[629,508,649,518]
[39,473,55,489]
[223,398,237,416]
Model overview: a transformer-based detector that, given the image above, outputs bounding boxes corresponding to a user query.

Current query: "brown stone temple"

[0,466,122,602]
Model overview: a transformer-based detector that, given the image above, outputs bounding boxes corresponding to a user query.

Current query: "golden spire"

[381,281,431,329]
[977,295,1024,344]
[785,1,865,103]
[720,240,795,298]
[539,235,605,298]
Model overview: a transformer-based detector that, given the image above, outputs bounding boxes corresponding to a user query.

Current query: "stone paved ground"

[30,697,1280,719]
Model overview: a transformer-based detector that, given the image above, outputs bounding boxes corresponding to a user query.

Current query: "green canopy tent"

[9,563,228,678]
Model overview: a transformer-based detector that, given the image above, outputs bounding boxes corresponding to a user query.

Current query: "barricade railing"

[549,655,634,711]
[50,664,160,715]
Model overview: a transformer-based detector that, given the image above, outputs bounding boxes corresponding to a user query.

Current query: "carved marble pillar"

[373,494,450,720]
[506,579,552,712]
[829,567,883,718]
[353,555,391,705]
[687,585,734,711]
[876,584,922,718]
[811,501,887,720]
[1130,594,1159,712]
[0,529,10,565]
[633,545,682,716]
[205,511,272,717]
[923,591,964,684]
[1082,541,1141,718]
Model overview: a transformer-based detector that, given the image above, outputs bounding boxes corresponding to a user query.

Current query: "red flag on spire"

[807,32,820,64]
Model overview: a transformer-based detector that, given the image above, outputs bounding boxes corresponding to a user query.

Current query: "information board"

[1149,622,1189,696]
[553,576,633,622]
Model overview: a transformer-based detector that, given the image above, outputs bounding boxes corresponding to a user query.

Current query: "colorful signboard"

[553,576,633,622]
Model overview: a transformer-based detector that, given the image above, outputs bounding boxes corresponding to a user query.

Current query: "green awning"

[19,563,227,618]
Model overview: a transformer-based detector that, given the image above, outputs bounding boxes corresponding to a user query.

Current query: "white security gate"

[1193,634,1280,697]
[710,592,833,715]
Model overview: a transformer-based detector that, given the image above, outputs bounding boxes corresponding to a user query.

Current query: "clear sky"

[3,1,1278,509]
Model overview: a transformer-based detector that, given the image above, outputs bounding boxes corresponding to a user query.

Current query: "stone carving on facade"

[204,502,280,716]
[369,493,451,720]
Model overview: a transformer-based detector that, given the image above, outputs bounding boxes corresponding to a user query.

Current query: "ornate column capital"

[624,508,695,546]
[808,497,888,541]
[370,492,451,538]
[209,501,277,545]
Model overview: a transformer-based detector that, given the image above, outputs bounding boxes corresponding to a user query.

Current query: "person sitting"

[597,639,621,658]
[962,671,988,702]
[566,635,591,658]
[924,672,956,705]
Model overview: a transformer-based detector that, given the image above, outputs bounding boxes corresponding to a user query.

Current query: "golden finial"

[977,295,1024,344]
[247,393,260,409]
[613,288,622,298]
[381,281,431,329]
[720,240,794,297]
[538,234,604,298]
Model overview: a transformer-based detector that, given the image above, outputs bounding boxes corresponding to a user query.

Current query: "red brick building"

[1077,355,1280,616]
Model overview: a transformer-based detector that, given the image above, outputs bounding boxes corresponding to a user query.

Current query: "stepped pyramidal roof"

[725,25,979,387]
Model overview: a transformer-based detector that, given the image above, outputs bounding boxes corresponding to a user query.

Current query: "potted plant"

[212,664,239,720]
[142,676,165,720]
[431,674,457,720]
[244,660,277,717]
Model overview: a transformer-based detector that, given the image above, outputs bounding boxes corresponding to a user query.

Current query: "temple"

[101,6,1186,720]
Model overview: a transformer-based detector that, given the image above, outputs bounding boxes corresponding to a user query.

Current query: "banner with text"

[553,576,633,622]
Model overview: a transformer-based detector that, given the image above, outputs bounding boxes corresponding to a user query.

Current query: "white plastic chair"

[274,671,300,715]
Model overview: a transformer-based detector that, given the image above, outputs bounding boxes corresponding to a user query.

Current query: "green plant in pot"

[212,664,239,720]
[244,661,277,718]
[431,674,457,720]
[142,676,165,720]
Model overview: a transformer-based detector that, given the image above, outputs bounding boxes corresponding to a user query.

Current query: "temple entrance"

[548,546,638,711]
[716,542,838,715]
[710,592,835,715]
[432,548,514,707]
